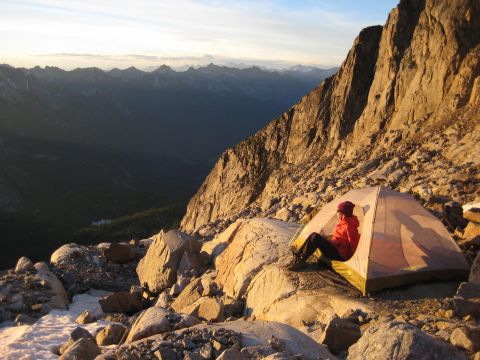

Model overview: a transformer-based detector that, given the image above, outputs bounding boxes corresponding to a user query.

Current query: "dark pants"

[296,232,343,261]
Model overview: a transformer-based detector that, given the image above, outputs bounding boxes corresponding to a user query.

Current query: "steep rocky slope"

[181,0,480,234]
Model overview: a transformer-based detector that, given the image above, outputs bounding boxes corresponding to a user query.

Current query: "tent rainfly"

[290,186,470,294]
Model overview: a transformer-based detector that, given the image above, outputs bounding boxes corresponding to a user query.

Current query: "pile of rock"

[100,320,334,359]
[149,327,242,359]
[56,323,129,359]
[51,241,148,296]
[0,256,68,323]
[125,307,201,343]
[348,320,466,360]
[183,128,480,246]
[4,196,480,360]
[136,230,208,295]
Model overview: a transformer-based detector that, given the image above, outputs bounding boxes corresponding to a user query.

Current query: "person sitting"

[288,201,360,271]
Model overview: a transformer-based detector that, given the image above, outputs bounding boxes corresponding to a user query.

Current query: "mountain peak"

[153,64,174,73]
[180,0,480,233]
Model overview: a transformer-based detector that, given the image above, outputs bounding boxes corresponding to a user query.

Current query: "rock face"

[214,218,299,298]
[180,0,480,234]
[136,230,192,293]
[347,321,465,360]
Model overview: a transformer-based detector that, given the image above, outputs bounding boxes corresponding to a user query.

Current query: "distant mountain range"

[0,62,336,267]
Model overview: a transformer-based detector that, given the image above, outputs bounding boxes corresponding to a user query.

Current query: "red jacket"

[332,215,360,260]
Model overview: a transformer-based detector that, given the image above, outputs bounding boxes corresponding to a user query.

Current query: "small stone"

[95,323,127,345]
[154,347,178,360]
[186,297,225,322]
[200,343,213,359]
[183,351,203,360]
[34,262,50,272]
[99,291,143,313]
[212,339,225,352]
[269,335,285,352]
[450,326,480,352]
[103,243,135,263]
[31,303,43,312]
[76,310,94,324]
[169,284,181,296]
[453,298,480,318]
[319,316,361,354]
[15,313,36,325]
[181,338,196,350]
[470,254,480,283]
[59,338,100,360]
[154,292,171,308]
[464,209,480,223]
[435,321,455,331]
[59,327,94,355]
[456,282,480,299]
[464,222,480,240]
[445,310,455,319]
[241,345,275,359]
[15,257,34,273]
[216,344,245,360]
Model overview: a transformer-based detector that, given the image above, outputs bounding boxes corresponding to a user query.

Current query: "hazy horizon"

[1,59,339,72]
[2,0,398,70]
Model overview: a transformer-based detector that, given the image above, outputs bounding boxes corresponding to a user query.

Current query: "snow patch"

[0,290,112,359]
[91,219,112,226]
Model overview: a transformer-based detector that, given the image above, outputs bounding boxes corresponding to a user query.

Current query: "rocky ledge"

[1,208,479,359]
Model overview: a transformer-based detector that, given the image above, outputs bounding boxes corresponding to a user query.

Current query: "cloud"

[1,0,398,69]
[32,53,315,70]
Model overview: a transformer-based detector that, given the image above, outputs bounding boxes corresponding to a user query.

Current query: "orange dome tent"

[290,186,470,294]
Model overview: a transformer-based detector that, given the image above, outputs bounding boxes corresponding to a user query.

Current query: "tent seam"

[363,186,381,295]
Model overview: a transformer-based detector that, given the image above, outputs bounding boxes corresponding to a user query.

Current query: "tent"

[290,186,470,294]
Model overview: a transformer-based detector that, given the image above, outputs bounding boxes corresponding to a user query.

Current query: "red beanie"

[338,201,355,217]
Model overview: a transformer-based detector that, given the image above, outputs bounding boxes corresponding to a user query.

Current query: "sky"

[1,0,399,70]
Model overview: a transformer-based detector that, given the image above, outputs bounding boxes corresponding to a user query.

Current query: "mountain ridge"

[0,61,335,268]
[180,0,480,233]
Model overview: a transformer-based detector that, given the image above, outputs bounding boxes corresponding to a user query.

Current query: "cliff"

[181,0,480,233]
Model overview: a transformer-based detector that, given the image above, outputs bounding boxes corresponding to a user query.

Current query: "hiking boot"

[287,257,308,271]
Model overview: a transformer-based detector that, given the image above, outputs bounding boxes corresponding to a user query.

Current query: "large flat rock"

[212,218,370,330]
[214,218,299,298]
[245,264,371,329]
[347,320,465,360]
[120,319,336,360]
